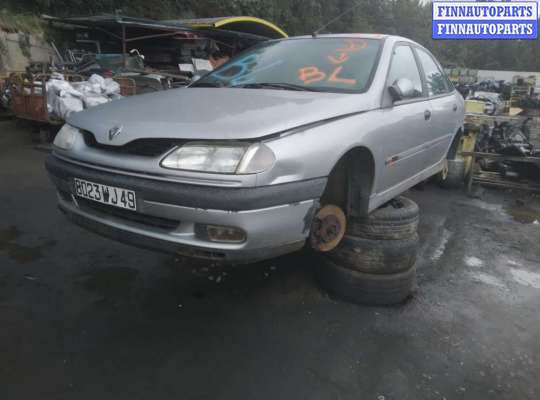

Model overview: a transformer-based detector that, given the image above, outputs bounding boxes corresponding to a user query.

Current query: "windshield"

[193,37,382,93]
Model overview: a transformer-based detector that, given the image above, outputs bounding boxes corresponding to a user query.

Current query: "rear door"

[376,44,433,193]
[414,47,459,167]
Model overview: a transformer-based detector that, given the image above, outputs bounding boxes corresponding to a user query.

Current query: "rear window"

[194,38,382,93]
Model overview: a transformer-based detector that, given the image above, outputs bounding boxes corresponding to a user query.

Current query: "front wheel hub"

[310,205,347,252]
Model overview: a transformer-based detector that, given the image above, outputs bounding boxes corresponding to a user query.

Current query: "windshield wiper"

[190,81,224,88]
[231,82,320,92]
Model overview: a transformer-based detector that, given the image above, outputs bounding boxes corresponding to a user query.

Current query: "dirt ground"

[1,120,540,400]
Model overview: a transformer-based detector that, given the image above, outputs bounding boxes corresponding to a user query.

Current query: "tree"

[2,0,539,70]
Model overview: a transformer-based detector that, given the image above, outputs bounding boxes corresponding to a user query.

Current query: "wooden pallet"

[461,151,540,194]
[474,171,540,192]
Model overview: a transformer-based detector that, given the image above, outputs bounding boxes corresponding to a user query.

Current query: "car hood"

[68,87,376,145]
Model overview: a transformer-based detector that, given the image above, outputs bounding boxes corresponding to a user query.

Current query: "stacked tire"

[316,196,419,306]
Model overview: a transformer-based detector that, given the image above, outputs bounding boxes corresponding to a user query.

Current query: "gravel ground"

[1,120,539,400]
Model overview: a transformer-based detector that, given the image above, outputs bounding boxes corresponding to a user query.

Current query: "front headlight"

[161,142,275,174]
[53,124,79,150]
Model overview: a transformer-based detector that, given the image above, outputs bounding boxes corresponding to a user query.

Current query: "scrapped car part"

[310,205,347,252]
[327,233,418,274]
[438,158,466,189]
[473,119,540,182]
[466,90,506,115]
[316,257,416,306]
[347,196,419,240]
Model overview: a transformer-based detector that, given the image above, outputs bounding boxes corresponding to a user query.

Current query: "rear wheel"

[437,158,465,189]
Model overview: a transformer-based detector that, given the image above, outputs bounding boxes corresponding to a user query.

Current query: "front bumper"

[46,155,326,263]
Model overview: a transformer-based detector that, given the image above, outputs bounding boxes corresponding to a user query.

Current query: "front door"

[376,44,433,193]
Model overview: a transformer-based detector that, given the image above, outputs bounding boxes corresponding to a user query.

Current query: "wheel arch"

[321,145,376,218]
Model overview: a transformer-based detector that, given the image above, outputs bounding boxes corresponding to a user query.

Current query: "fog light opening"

[196,224,246,243]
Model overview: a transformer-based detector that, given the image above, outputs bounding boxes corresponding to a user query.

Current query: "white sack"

[45,73,122,119]
[47,79,83,98]
[103,78,120,95]
[83,95,110,108]
[72,81,102,96]
[88,74,105,87]
[52,95,83,120]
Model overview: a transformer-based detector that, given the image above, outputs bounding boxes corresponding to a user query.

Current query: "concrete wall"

[0,31,53,73]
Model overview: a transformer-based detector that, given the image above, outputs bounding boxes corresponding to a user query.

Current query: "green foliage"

[0,11,43,34]
[1,0,539,70]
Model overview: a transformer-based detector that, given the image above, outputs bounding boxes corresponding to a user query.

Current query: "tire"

[316,257,416,306]
[438,159,465,189]
[347,196,419,240]
[327,233,418,274]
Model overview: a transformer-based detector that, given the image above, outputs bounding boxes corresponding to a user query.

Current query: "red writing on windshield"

[298,39,367,87]
[298,66,327,85]
[328,39,367,64]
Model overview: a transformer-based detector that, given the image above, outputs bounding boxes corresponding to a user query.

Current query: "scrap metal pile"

[457,79,510,116]
[458,75,539,116]
[456,79,511,100]
[1,72,122,122]
[473,119,540,182]
[41,14,287,93]
[2,14,287,126]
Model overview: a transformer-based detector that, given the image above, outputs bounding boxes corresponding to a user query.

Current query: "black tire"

[327,233,418,274]
[438,159,465,189]
[316,257,416,306]
[347,196,419,240]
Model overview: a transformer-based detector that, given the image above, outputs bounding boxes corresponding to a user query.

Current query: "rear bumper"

[46,155,325,263]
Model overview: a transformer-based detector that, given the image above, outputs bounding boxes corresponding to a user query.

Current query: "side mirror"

[388,78,415,102]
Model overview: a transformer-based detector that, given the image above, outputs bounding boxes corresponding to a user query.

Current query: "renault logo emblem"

[108,125,123,141]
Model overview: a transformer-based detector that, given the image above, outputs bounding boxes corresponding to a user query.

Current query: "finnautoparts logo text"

[433,1,539,39]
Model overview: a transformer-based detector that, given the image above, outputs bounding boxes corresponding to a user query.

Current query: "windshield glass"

[193,37,382,93]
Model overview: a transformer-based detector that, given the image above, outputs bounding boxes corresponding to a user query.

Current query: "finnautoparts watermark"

[432,1,539,40]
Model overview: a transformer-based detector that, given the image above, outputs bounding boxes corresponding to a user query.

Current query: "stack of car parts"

[316,197,419,306]
[475,119,540,183]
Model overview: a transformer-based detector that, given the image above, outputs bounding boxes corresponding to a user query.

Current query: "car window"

[386,45,423,99]
[416,48,449,96]
[193,38,382,93]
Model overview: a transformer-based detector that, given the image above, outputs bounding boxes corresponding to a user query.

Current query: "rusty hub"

[310,205,347,252]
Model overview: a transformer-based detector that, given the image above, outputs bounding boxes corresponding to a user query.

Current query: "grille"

[77,198,180,231]
[82,130,183,157]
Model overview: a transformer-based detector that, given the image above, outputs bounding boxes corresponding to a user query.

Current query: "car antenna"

[312,1,363,37]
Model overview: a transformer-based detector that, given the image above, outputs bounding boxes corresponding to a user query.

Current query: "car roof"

[285,33,420,47]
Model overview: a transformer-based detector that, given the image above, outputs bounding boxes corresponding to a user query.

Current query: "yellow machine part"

[459,129,478,176]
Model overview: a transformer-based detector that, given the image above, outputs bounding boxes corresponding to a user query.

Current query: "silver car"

[46,34,464,263]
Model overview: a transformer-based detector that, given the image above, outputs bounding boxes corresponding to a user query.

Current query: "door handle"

[453,104,458,112]
[424,110,432,120]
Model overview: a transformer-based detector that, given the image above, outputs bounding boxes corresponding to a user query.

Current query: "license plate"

[73,178,137,211]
